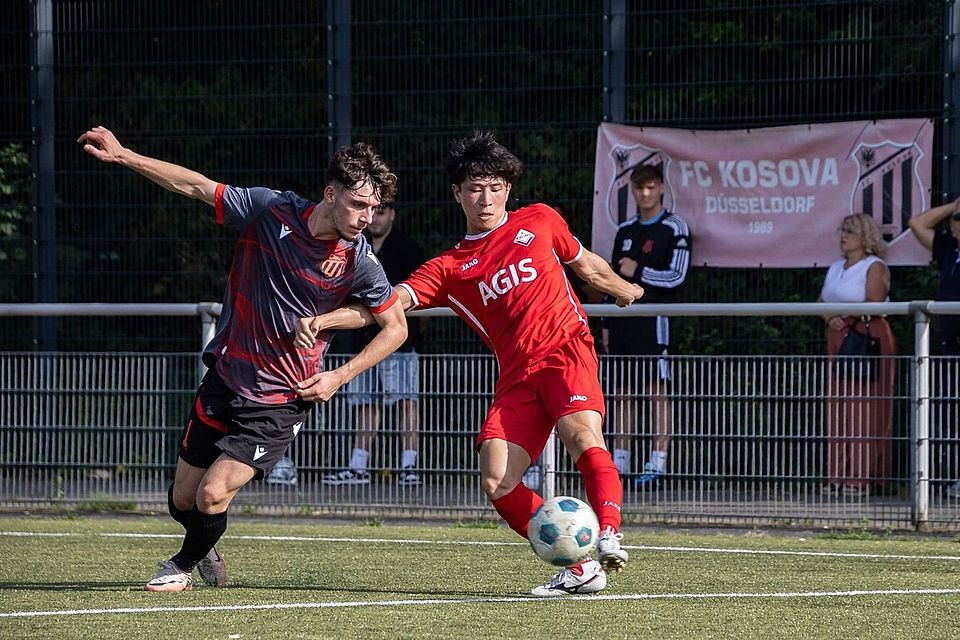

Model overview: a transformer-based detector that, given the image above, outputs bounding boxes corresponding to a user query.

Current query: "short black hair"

[444,130,523,186]
[326,142,398,204]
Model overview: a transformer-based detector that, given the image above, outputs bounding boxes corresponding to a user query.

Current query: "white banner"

[591,120,934,267]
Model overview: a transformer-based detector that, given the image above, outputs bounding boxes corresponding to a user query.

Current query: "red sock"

[575,447,623,532]
[491,483,545,539]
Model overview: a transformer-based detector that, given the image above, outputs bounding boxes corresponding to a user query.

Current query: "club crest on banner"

[603,143,675,228]
[849,140,927,243]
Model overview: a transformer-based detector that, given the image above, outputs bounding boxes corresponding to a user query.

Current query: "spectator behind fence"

[78,126,407,592]
[323,204,427,487]
[602,163,691,488]
[818,213,896,497]
[296,130,645,596]
[908,198,960,497]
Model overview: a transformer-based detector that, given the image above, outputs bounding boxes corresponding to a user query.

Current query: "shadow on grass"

[0,582,516,599]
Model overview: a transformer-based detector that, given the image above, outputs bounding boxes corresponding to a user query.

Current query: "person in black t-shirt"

[909,198,960,497]
[322,205,428,487]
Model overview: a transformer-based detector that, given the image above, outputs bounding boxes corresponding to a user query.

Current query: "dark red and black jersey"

[206,184,396,404]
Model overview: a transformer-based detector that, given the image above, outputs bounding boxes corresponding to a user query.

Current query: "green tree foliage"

[0,143,30,302]
[6,0,947,351]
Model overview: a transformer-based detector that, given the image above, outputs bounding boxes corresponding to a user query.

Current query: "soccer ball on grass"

[527,496,599,567]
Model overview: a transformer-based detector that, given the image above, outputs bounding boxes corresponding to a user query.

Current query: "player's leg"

[556,411,629,573]
[147,371,232,592]
[385,352,421,485]
[324,367,378,485]
[611,382,637,476]
[479,437,541,536]
[636,370,672,487]
[162,454,257,588]
[546,336,628,573]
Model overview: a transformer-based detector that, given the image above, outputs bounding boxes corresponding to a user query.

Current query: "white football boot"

[529,559,607,596]
[197,545,227,587]
[145,560,193,592]
[597,527,629,573]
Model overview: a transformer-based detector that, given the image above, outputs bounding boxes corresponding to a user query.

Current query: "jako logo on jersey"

[461,258,479,272]
[570,394,588,402]
[602,500,622,512]
[513,228,535,246]
[279,224,293,239]
[253,445,268,461]
[621,238,633,252]
[320,254,346,278]
[478,257,538,306]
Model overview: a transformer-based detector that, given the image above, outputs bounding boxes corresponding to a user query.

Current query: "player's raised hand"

[613,283,644,307]
[293,316,323,349]
[77,126,126,163]
[295,370,345,403]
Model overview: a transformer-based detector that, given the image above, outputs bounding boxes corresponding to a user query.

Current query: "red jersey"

[401,204,590,386]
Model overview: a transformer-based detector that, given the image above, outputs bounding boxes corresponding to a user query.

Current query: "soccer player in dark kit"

[78,126,407,591]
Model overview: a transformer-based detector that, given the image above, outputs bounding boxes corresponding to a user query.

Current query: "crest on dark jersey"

[320,254,346,278]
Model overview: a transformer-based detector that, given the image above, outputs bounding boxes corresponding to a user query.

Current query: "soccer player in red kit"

[295,131,644,595]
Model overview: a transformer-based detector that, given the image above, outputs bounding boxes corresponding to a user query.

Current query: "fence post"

[326,0,352,154]
[945,0,960,200]
[30,0,56,351]
[912,303,932,530]
[542,430,557,501]
[198,303,218,384]
[602,0,626,124]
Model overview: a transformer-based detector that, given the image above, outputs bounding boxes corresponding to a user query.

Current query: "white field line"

[4,530,960,562]
[2,588,960,619]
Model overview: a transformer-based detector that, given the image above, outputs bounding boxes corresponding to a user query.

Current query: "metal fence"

[0,1,952,353]
[2,301,960,531]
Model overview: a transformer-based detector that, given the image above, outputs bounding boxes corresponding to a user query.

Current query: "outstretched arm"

[77,126,218,205]
[909,198,959,251]
[293,286,415,349]
[295,299,408,402]
[569,249,644,307]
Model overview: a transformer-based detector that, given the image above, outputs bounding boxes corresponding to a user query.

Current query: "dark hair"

[444,130,523,186]
[629,163,663,186]
[325,142,398,204]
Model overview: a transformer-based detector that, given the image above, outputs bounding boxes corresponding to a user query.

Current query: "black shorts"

[605,316,672,386]
[606,316,670,356]
[178,368,312,478]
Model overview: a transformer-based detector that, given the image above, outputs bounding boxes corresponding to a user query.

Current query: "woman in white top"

[818,213,896,496]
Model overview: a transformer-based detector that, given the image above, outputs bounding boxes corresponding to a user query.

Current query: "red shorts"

[477,334,606,460]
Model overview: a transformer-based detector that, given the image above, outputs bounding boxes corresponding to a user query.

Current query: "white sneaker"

[197,546,227,587]
[522,464,541,490]
[635,461,664,487]
[397,467,422,486]
[322,469,370,486]
[597,527,629,573]
[145,560,193,592]
[529,559,607,596]
[265,457,297,486]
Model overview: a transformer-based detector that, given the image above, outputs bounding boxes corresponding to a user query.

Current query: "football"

[527,496,600,566]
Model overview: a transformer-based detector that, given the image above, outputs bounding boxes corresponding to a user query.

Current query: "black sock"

[170,508,228,572]
[167,484,191,529]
